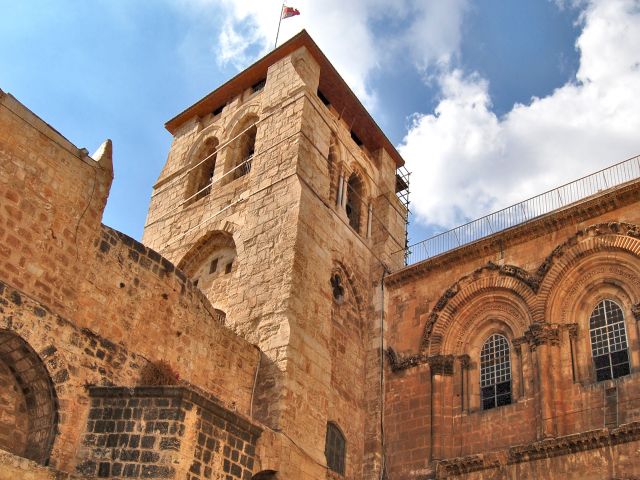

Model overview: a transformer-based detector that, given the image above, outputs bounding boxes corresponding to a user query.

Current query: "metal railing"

[396,154,640,267]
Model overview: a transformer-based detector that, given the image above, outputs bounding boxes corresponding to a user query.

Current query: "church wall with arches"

[384,180,640,478]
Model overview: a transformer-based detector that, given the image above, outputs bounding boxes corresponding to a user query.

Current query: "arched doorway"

[0,330,58,464]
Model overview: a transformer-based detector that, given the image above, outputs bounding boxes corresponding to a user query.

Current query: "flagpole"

[274,2,285,49]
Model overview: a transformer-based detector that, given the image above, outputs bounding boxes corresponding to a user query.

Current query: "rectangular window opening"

[252,79,266,93]
[209,258,219,274]
[350,130,363,147]
[317,89,330,107]
[225,262,233,274]
[212,104,225,116]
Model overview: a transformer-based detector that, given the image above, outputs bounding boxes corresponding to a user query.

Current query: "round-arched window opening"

[345,173,363,233]
[589,299,631,382]
[480,333,512,410]
[0,330,58,465]
[331,274,345,303]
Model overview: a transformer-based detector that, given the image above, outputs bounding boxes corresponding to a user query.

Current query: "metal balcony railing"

[395,154,640,267]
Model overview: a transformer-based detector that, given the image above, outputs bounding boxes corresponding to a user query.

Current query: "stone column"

[428,355,454,462]
[526,323,560,439]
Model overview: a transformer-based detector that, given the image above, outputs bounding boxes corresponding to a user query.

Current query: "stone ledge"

[88,385,263,437]
[437,421,640,476]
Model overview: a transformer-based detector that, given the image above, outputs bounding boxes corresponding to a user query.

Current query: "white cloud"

[401,0,640,230]
[172,0,470,110]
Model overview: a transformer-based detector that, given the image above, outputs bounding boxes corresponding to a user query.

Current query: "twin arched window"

[589,299,631,382]
[480,333,512,410]
[479,299,632,412]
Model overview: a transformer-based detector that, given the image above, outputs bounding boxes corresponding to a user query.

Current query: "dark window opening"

[325,423,346,475]
[317,90,330,107]
[330,274,344,303]
[350,131,363,147]
[212,104,225,116]
[252,79,266,93]
[590,299,631,382]
[225,262,233,274]
[234,124,257,180]
[346,174,363,233]
[209,258,219,274]
[187,138,218,205]
[480,334,512,410]
[193,278,199,287]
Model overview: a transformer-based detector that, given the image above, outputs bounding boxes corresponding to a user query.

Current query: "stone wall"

[76,387,261,480]
[384,181,640,478]
[0,89,261,477]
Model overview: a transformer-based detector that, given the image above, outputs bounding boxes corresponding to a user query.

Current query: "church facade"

[0,30,639,479]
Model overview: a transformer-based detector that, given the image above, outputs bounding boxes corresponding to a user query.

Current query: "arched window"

[186,137,218,205]
[325,422,346,475]
[480,333,512,410]
[345,173,363,233]
[589,299,631,382]
[233,123,256,180]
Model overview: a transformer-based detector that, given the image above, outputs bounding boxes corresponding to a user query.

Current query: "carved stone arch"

[536,229,640,324]
[223,101,261,137]
[440,287,532,357]
[331,260,366,316]
[0,329,58,465]
[185,124,224,168]
[177,229,237,279]
[421,265,537,354]
[223,110,260,182]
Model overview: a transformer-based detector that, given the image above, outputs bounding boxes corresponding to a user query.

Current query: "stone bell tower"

[143,30,407,479]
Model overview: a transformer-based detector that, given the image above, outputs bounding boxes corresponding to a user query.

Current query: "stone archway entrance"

[0,330,58,465]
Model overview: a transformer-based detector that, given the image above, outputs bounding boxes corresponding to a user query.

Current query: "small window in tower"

[212,104,225,116]
[186,137,219,206]
[209,258,219,274]
[233,124,257,180]
[317,89,330,107]
[345,173,363,233]
[252,79,266,93]
[225,261,233,274]
[350,130,363,147]
[193,278,199,287]
[325,422,346,475]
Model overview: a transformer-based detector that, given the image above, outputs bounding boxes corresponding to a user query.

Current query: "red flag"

[282,6,300,19]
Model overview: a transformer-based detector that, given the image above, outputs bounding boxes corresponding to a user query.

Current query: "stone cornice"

[437,421,640,476]
[385,348,454,375]
[387,180,640,288]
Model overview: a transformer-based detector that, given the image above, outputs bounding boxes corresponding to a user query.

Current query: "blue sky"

[1,0,639,245]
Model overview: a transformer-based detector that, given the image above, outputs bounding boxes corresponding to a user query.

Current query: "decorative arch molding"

[185,124,224,168]
[438,288,533,357]
[419,263,538,353]
[388,222,640,372]
[177,229,237,278]
[543,249,640,325]
[223,102,261,140]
